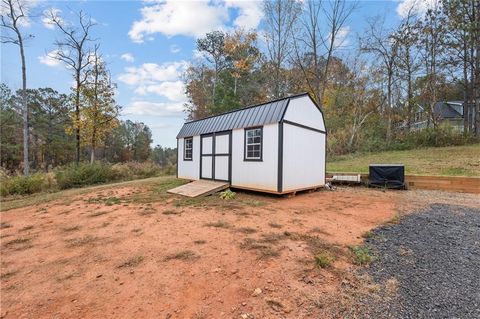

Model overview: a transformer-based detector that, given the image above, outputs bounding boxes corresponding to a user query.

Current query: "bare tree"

[263,0,301,98]
[47,9,96,164]
[292,0,356,106]
[1,0,33,175]
[360,16,399,140]
[391,6,420,130]
[417,5,447,130]
[80,45,120,164]
[442,0,477,133]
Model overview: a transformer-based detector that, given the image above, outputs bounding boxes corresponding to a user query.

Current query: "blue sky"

[1,0,426,148]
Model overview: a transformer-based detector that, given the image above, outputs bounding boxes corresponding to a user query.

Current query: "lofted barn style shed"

[176,92,327,194]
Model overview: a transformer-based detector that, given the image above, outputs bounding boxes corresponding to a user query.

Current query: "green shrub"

[0,173,49,196]
[219,189,236,200]
[314,251,335,268]
[161,163,177,176]
[349,245,374,265]
[111,162,163,180]
[55,162,115,189]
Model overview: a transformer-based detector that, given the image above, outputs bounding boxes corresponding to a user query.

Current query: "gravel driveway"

[363,203,480,319]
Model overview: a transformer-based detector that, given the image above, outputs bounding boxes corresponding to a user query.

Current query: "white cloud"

[118,61,188,85]
[1,0,39,27]
[42,8,62,29]
[135,80,185,102]
[121,53,135,63]
[128,0,264,43]
[170,44,181,54]
[333,26,350,48]
[118,61,188,103]
[38,50,61,67]
[225,0,263,30]
[123,100,184,117]
[396,0,440,18]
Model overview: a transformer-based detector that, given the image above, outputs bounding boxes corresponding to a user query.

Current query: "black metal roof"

[177,93,309,138]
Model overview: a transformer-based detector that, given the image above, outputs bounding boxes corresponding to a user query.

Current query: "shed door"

[200,132,231,182]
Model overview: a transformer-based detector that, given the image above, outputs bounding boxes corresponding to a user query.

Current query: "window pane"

[245,128,262,159]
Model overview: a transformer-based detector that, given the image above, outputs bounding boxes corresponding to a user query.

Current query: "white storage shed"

[176,92,327,194]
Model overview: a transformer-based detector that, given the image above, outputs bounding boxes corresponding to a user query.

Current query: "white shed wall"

[177,136,200,180]
[231,123,278,191]
[283,95,326,131]
[282,123,326,191]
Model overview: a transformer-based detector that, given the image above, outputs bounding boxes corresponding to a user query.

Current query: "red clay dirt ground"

[1,177,478,319]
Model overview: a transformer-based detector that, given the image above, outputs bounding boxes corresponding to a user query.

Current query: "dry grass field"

[327,144,480,176]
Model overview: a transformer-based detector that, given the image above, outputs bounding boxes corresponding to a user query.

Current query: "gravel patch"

[362,204,480,319]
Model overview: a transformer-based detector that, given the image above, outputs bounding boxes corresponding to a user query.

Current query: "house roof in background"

[177,92,310,138]
[434,101,463,119]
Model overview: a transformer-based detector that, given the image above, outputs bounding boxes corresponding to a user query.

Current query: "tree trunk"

[90,138,95,164]
[20,37,29,175]
[386,70,393,141]
[474,0,480,136]
[75,72,81,164]
[463,31,469,133]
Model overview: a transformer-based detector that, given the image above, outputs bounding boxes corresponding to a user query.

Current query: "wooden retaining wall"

[326,172,480,194]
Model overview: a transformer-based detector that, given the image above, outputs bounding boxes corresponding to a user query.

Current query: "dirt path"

[2,181,476,318]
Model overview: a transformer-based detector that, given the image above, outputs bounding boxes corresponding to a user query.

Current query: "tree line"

[1,0,175,174]
[184,0,479,154]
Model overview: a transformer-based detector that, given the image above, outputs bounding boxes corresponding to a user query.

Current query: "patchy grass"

[62,226,81,232]
[163,250,198,261]
[268,222,283,229]
[350,246,374,265]
[65,235,98,248]
[138,207,156,216]
[104,197,121,206]
[239,233,285,259]
[86,196,121,206]
[4,237,33,250]
[0,222,12,229]
[204,220,231,229]
[88,211,109,217]
[361,230,374,239]
[237,227,258,234]
[5,237,32,246]
[162,210,180,215]
[314,251,335,268]
[0,270,18,280]
[0,176,177,212]
[19,225,34,232]
[385,213,401,225]
[309,227,330,235]
[118,255,144,268]
[266,298,285,312]
[242,199,265,207]
[327,144,480,176]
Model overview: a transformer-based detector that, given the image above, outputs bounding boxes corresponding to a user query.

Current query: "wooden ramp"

[168,180,229,198]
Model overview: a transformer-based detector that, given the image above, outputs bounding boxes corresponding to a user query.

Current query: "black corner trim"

[283,120,327,134]
[277,121,284,193]
[176,138,179,178]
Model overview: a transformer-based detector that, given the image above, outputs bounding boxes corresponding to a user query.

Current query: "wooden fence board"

[327,172,480,194]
